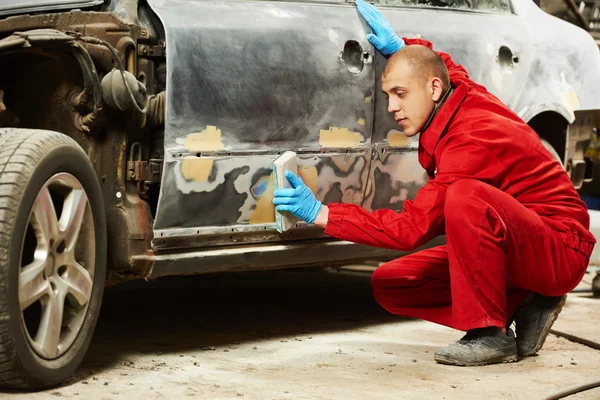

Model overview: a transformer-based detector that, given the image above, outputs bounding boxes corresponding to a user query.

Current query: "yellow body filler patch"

[387,130,409,148]
[319,127,361,148]
[184,125,225,152]
[181,158,214,182]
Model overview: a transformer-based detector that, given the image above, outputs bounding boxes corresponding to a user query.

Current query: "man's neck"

[420,85,454,134]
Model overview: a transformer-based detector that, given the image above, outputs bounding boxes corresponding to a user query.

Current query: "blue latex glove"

[356,0,404,57]
[273,171,323,224]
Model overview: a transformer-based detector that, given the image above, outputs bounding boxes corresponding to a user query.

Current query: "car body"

[1,0,598,279]
[0,0,599,388]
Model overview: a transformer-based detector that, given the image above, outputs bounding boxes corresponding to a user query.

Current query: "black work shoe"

[514,294,567,356]
[434,327,517,366]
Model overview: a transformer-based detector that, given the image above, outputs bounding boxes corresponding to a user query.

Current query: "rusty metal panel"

[0,0,104,17]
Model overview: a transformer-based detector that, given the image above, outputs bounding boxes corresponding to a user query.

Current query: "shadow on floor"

[73,267,407,378]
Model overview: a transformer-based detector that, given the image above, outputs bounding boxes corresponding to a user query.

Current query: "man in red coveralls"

[274,0,596,366]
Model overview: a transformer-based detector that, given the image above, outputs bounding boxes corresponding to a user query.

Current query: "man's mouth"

[396,117,407,125]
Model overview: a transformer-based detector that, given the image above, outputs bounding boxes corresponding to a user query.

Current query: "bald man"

[273,0,595,366]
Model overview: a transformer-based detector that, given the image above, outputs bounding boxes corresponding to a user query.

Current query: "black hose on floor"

[539,329,600,399]
[569,288,592,293]
[549,329,600,351]
[541,379,600,400]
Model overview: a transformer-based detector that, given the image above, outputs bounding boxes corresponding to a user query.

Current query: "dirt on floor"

[1,267,599,400]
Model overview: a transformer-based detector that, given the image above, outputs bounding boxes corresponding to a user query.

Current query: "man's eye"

[397,91,405,97]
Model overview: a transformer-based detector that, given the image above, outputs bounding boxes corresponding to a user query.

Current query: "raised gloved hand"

[356,0,404,57]
[273,171,323,224]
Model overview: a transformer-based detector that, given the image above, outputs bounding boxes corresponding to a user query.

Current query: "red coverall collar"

[418,82,469,177]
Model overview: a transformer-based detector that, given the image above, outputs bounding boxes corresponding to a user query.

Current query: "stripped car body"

[0,0,599,283]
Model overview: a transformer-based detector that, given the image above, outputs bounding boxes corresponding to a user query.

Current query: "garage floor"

[1,267,599,400]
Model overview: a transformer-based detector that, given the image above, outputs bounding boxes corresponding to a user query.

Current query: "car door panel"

[147,0,375,247]
[153,151,369,249]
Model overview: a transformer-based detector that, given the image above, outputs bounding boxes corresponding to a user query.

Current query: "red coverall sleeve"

[324,180,446,251]
[402,37,483,89]
[324,139,504,251]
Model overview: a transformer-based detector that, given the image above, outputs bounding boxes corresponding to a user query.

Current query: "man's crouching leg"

[434,178,585,366]
[432,179,544,366]
[372,179,580,366]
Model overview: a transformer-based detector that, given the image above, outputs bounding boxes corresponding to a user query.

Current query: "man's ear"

[431,77,444,103]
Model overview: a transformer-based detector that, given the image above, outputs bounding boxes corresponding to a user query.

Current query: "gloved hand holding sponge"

[273,171,323,224]
[273,1,402,225]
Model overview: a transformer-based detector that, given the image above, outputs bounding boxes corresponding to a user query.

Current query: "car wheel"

[541,138,563,167]
[0,129,106,389]
[593,272,600,298]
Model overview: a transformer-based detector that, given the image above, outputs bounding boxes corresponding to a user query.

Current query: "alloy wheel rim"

[18,173,95,359]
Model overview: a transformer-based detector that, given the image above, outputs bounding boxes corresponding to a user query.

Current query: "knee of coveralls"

[444,179,487,219]
[371,253,455,328]
[371,260,410,312]
[371,257,451,311]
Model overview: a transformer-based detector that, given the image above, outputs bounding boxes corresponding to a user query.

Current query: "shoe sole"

[434,354,518,367]
[517,295,566,357]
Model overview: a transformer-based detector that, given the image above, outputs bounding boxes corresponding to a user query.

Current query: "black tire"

[541,138,564,167]
[592,273,600,298]
[0,129,106,389]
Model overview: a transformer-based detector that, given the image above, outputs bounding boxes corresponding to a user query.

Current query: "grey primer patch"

[316,157,363,178]
[323,182,343,204]
[371,167,422,212]
[155,163,249,228]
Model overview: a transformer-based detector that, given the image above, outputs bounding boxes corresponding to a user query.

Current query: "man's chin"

[403,129,419,138]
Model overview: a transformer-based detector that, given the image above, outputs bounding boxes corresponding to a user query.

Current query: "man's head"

[382,45,450,137]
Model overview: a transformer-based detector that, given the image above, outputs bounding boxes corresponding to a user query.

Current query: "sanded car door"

[147,0,376,249]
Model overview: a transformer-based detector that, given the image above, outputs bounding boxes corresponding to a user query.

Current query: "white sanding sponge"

[273,151,300,233]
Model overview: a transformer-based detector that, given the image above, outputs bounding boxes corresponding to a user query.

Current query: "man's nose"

[388,98,400,113]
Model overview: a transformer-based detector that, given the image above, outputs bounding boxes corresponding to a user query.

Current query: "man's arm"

[274,172,447,251]
[323,134,509,250]
[322,179,446,251]
[275,137,502,251]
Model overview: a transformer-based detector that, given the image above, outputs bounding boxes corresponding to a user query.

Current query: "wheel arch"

[526,110,569,165]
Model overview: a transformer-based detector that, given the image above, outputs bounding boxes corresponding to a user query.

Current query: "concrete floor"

[1,267,599,400]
